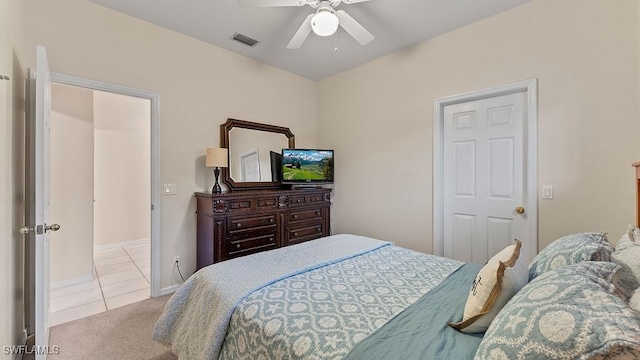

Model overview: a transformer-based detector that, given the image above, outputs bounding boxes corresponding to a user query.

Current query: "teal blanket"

[344,263,483,360]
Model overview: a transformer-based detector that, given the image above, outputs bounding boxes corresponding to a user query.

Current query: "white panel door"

[443,91,527,264]
[28,45,55,359]
[241,150,260,181]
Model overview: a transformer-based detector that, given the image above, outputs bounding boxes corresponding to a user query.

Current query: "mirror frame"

[220,118,295,191]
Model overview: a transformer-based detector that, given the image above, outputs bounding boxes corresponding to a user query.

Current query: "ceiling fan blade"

[287,14,314,49]
[341,0,371,4]
[237,0,306,7]
[336,10,374,46]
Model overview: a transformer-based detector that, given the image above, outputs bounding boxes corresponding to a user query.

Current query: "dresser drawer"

[289,208,323,222]
[228,233,277,257]
[289,195,307,207]
[227,199,252,213]
[289,223,324,245]
[309,193,326,203]
[229,214,276,230]
[256,197,278,210]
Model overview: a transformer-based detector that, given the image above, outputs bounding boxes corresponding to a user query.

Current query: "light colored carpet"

[47,295,177,360]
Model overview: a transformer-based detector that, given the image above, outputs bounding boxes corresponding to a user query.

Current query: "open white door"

[23,45,58,359]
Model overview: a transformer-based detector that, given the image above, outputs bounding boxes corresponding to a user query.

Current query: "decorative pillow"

[616,226,640,252]
[528,232,613,281]
[449,240,528,333]
[475,262,640,360]
[631,225,640,243]
[630,289,640,313]
[611,242,640,295]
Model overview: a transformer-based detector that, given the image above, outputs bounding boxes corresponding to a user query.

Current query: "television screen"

[281,149,334,184]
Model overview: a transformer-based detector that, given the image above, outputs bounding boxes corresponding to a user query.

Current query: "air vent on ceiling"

[231,33,260,47]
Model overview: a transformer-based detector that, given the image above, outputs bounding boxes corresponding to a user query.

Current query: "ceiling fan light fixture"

[311,10,339,37]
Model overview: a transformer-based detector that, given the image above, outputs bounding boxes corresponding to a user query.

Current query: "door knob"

[45,223,61,232]
[515,206,525,215]
[19,226,34,234]
[19,223,60,235]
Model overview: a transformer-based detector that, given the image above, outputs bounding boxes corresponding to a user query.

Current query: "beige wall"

[318,0,640,254]
[49,86,151,283]
[50,84,95,284]
[1,0,27,353]
[93,90,151,246]
[25,0,318,290]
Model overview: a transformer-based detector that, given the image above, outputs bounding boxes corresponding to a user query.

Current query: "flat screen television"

[270,151,283,182]
[281,149,334,184]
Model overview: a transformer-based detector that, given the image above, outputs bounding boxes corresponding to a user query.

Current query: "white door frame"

[50,72,162,297]
[433,79,538,261]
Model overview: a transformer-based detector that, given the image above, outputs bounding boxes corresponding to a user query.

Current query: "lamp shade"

[206,148,228,168]
[311,10,339,37]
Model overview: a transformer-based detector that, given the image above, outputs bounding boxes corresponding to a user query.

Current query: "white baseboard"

[50,274,94,290]
[159,284,181,296]
[94,238,150,252]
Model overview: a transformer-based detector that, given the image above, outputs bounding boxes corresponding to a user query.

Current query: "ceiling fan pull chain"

[334,29,339,52]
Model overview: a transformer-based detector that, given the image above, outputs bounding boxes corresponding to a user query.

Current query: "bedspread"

[152,234,390,360]
[217,244,463,359]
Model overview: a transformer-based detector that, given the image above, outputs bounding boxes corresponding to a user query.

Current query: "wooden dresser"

[195,188,331,270]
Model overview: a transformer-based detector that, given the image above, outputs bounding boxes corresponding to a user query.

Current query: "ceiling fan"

[237,0,375,49]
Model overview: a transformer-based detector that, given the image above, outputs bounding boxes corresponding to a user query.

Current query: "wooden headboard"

[633,162,640,225]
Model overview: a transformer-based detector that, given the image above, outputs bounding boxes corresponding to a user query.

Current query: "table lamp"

[206,148,228,194]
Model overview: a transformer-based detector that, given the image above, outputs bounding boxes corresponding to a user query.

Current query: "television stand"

[194,188,331,269]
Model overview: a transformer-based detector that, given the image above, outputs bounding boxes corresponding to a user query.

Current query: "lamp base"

[212,167,222,194]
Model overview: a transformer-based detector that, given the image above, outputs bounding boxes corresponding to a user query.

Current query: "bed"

[153,232,640,359]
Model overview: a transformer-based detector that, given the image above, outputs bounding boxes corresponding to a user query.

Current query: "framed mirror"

[221,118,295,191]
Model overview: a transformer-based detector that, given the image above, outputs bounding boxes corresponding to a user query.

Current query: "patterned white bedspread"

[153,235,393,360]
[218,244,462,359]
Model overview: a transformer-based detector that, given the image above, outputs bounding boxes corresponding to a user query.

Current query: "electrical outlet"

[173,256,180,265]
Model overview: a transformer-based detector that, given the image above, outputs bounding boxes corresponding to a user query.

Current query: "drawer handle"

[293,215,298,219]
[236,244,241,249]
[270,237,274,243]
[269,218,274,223]
[236,223,242,228]
[294,232,298,236]
[315,212,320,216]
[317,227,321,231]
[296,199,302,203]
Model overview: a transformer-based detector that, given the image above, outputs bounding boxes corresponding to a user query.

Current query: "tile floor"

[50,242,151,326]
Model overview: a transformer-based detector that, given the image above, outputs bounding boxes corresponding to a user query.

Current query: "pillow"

[611,242,640,295]
[475,262,640,360]
[630,288,640,313]
[616,226,640,252]
[630,225,640,243]
[449,240,528,333]
[528,232,613,281]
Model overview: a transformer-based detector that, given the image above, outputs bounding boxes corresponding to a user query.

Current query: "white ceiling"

[88,0,531,80]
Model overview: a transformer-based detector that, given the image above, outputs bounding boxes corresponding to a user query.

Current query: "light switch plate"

[542,185,553,199]
[163,183,176,195]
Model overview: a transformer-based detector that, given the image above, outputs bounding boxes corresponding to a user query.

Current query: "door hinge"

[151,204,155,211]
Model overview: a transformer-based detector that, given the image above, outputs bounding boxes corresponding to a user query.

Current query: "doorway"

[46,74,160,325]
[433,79,538,263]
